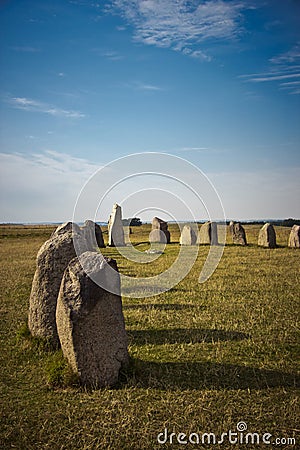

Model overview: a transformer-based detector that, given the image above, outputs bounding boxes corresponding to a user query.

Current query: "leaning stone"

[231,222,247,245]
[81,220,105,249]
[28,231,79,347]
[56,251,129,388]
[197,221,218,245]
[288,225,300,248]
[108,204,125,247]
[180,225,197,245]
[258,223,276,248]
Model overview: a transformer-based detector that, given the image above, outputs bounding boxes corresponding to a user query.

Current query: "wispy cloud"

[240,43,300,94]
[0,150,100,222]
[91,48,124,60]
[107,0,252,60]
[8,96,85,118]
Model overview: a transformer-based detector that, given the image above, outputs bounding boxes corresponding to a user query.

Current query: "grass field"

[0,224,299,449]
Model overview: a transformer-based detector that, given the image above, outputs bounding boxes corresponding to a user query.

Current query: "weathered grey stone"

[288,225,300,248]
[81,220,105,249]
[179,225,197,245]
[149,217,170,243]
[230,222,247,245]
[52,221,80,237]
[258,223,276,248]
[108,204,125,247]
[56,251,129,388]
[197,221,218,245]
[229,221,234,234]
[28,231,78,347]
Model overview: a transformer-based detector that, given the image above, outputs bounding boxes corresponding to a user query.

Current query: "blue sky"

[0,0,299,222]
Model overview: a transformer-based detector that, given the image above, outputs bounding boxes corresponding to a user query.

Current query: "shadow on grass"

[127,328,249,345]
[124,359,300,390]
[124,303,203,311]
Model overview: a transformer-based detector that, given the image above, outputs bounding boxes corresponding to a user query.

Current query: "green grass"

[0,224,299,449]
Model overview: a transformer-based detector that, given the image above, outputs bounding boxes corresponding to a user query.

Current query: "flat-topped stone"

[197,221,218,245]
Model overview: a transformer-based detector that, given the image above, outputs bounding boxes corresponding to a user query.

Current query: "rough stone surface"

[288,225,300,248]
[81,220,105,249]
[230,222,247,245]
[52,221,80,237]
[108,204,125,247]
[149,217,170,243]
[56,251,129,387]
[28,231,78,347]
[179,225,197,245]
[197,221,218,245]
[258,223,277,248]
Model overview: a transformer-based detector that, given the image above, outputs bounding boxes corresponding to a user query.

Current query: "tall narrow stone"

[149,217,170,243]
[197,221,218,245]
[288,225,300,248]
[230,222,247,245]
[258,223,276,248]
[179,225,197,245]
[108,204,125,247]
[28,229,79,347]
[56,251,129,388]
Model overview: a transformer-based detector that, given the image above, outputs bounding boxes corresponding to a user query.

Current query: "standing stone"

[149,217,170,244]
[28,231,79,347]
[108,204,125,247]
[230,222,247,245]
[52,221,80,237]
[197,221,218,245]
[258,223,276,248]
[56,251,129,388]
[179,225,197,245]
[288,225,300,248]
[81,220,105,249]
[229,221,235,234]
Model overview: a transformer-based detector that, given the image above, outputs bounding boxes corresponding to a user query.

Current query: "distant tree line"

[122,217,142,226]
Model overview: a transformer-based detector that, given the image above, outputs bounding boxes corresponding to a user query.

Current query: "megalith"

[149,217,170,244]
[288,225,300,248]
[56,251,129,387]
[258,223,276,248]
[28,229,79,347]
[230,222,247,245]
[179,225,197,245]
[108,204,125,247]
[197,221,218,245]
[81,220,105,250]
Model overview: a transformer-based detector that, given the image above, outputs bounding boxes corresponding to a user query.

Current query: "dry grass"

[0,224,299,449]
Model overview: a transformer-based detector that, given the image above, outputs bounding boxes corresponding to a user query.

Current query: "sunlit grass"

[0,224,299,449]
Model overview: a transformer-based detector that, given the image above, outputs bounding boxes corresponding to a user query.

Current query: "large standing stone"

[81,220,105,249]
[230,222,247,245]
[108,204,125,247]
[288,225,300,248]
[56,251,129,388]
[179,225,197,245]
[197,221,218,245]
[258,223,276,248]
[28,231,79,347]
[149,217,170,243]
[52,221,80,237]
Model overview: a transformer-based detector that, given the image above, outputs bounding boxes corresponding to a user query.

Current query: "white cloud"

[108,0,250,59]
[8,96,85,119]
[240,44,300,94]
